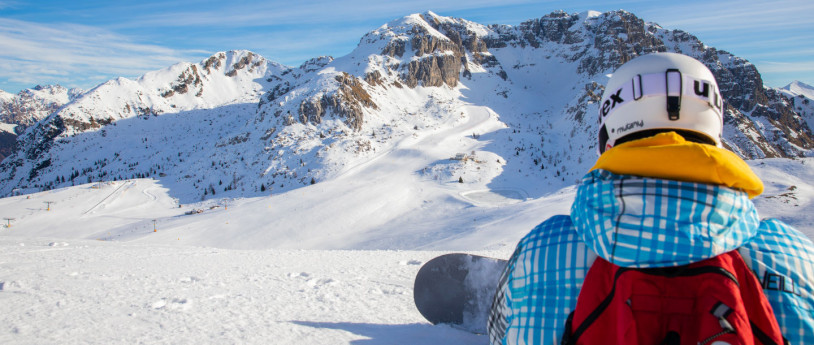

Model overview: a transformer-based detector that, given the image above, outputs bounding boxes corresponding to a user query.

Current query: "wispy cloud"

[0,18,207,92]
[112,0,539,29]
[1,1,811,92]
[0,1,17,10]
[758,61,814,74]
[640,0,814,33]
[753,61,814,88]
[1,1,546,92]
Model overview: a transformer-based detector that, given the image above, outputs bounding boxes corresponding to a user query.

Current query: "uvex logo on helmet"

[599,89,625,120]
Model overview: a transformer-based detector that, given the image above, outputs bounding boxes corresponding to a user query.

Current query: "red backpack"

[561,251,785,345]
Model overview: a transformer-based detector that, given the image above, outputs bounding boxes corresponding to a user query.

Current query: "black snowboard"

[413,253,508,334]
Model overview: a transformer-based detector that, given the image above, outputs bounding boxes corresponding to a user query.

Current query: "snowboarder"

[487,53,814,345]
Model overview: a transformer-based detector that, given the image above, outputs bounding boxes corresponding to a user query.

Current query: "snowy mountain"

[783,80,814,99]
[0,85,84,161]
[0,84,83,127]
[1,10,813,203]
[780,81,814,131]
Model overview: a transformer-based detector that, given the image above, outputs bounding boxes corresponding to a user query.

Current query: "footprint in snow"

[307,278,338,288]
[151,298,192,311]
[179,276,200,284]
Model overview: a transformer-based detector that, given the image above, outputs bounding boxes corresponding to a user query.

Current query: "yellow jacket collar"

[591,132,763,198]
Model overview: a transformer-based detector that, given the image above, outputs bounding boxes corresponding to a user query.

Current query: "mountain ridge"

[1,10,812,202]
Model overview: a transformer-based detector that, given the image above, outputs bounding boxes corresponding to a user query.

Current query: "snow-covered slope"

[0,84,83,126]
[780,81,814,131]
[0,157,811,344]
[2,10,813,202]
[783,81,814,100]
[0,103,568,251]
[0,237,499,344]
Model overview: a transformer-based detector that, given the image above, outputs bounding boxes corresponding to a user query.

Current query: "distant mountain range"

[1,10,812,201]
[0,85,84,161]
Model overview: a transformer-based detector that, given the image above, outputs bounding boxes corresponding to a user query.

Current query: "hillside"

[1,156,812,344]
[1,10,812,203]
[781,81,814,131]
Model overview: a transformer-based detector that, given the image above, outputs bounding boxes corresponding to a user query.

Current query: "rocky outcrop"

[0,85,83,163]
[0,85,81,126]
[226,52,264,76]
[0,131,15,161]
[385,14,511,88]
[403,53,462,88]
[162,65,204,97]
[402,25,464,88]
[298,73,377,131]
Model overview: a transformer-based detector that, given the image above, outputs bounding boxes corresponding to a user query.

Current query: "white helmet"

[598,52,724,153]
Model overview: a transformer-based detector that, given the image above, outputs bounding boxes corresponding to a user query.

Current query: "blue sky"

[0,0,811,94]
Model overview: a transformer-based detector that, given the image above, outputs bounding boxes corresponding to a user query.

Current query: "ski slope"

[1,238,502,344]
[1,103,813,343]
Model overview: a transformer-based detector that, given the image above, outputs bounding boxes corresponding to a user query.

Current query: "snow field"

[0,161,811,344]
[0,238,504,344]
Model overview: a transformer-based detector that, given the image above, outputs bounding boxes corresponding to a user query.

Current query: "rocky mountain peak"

[0,84,83,127]
[1,10,812,201]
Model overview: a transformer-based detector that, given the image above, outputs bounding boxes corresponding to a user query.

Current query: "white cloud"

[757,61,814,74]
[113,0,539,29]
[2,1,811,91]
[641,0,814,33]
[0,18,208,92]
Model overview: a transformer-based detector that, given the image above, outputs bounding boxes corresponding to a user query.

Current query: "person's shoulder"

[533,215,574,232]
[758,219,812,241]
[750,218,814,255]
[519,215,577,245]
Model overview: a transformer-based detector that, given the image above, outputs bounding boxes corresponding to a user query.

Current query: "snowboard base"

[413,253,508,334]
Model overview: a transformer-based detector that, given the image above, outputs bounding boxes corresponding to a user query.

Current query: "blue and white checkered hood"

[571,169,761,268]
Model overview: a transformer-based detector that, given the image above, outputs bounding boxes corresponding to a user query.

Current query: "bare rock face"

[162,65,204,98]
[298,73,377,131]
[403,53,462,88]
[0,131,15,161]
[578,12,665,75]
[401,23,464,88]
[0,85,83,163]
[0,85,80,126]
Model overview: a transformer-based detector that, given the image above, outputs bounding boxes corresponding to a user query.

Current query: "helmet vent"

[665,69,682,120]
